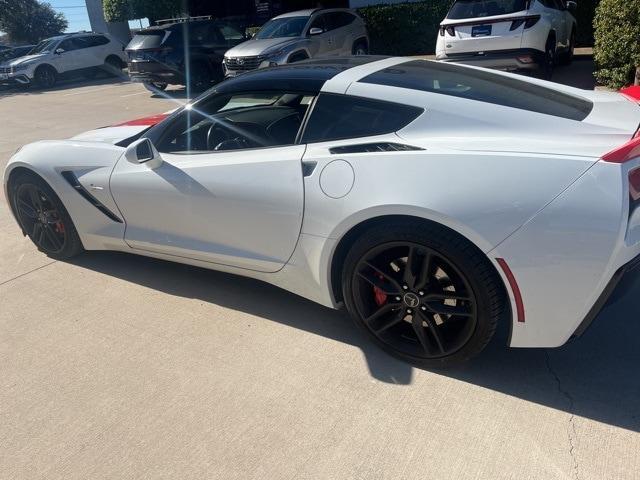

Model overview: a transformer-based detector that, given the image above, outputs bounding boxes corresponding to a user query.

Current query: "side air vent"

[60,171,123,223]
[329,143,424,154]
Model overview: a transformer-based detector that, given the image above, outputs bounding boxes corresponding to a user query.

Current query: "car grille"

[0,67,11,74]
[224,55,266,72]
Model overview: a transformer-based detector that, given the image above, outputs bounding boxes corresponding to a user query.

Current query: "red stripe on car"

[620,85,640,103]
[113,113,169,127]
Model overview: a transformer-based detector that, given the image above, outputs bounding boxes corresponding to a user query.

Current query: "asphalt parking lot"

[1,57,639,479]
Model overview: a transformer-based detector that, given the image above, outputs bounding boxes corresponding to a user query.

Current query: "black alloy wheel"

[15,183,67,254]
[34,66,57,88]
[342,222,505,367]
[11,173,83,260]
[143,81,168,92]
[351,242,477,359]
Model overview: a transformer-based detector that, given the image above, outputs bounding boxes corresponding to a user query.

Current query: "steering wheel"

[206,122,230,151]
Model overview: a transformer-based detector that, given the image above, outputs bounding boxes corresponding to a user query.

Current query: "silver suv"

[223,8,369,77]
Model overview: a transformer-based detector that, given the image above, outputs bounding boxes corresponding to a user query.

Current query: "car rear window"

[127,31,166,50]
[448,0,529,19]
[301,93,423,143]
[360,60,593,121]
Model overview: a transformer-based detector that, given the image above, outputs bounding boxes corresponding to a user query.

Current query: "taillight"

[510,19,525,31]
[602,136,640,163]
[440,25,455,36]
[524,15,540,29]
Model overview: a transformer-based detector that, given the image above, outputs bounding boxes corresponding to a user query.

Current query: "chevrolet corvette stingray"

[4,57,640,366]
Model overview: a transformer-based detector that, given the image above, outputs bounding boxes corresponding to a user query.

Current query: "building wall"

[84,0,131,44]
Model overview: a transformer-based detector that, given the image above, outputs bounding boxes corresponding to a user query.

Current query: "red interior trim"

[113,113,168,127]
[496,258,525,323]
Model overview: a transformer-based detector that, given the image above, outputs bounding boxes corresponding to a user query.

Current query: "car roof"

[272,9,319,19]
[215,57,389,94]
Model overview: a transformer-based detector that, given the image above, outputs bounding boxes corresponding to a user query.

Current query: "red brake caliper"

[373,273,388,306]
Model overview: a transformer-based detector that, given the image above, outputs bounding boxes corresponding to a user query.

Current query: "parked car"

[0,45,35,64]
[436,0,577,78]
[126,17,247,93]
[223,8,369,77]
[5,57,640,366]
[0,32,126,89]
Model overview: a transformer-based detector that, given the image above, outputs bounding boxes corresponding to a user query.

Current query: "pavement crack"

[545,351,579,480]
[0,260,57,287]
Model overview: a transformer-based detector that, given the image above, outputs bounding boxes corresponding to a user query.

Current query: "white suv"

[436,0,577,78]
[0,32,127,89]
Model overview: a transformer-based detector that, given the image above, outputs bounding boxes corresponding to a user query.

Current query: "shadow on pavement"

[553,52,596,90]
[0,75,128,98]
[71,250,640,432]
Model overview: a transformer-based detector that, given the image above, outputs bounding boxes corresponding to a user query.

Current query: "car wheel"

[342,221,505,367]
[143,81,168,93]
[352,40,368,56]
[539,37,556,80]
[103,56,123,77]
[33,65,57,89]
[10,172,83,260]
[560,30,575,66]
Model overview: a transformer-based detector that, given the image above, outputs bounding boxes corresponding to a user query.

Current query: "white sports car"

[4,57,640,366]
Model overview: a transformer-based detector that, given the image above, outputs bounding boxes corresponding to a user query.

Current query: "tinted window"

[361,60,593,121]
[87,35,109,46]
[127,31,166,50]
[307,14,327,33]
[447,0,528,19]
[155,92,314,153]
[326,12,355,30]
[301,94,423,143]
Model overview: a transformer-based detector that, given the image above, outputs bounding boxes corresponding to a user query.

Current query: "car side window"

[301,93,423,143]
[326,12,355,30]
[71,37,92,50]
[88,35,110,47]
[58,39,77,52]
[155,92,316,153]
[308,15,327,33]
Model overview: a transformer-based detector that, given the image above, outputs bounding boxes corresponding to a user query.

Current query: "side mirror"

[565,0,577,12]
[125,138,162,169]
[309,27,324,36]
[55,48,65,54]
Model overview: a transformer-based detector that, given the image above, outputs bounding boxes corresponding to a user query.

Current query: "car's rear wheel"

[342,222,505,367]
[352,40,369,56]
[11,172,83,260]
[143,81,168,92]
[33,65,57,89]
[539,37,556,80]
[560,30,575,66]
[102,55,123,77]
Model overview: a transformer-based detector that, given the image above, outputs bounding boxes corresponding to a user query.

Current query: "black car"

[0,45,36,64]
[125,18,246,92]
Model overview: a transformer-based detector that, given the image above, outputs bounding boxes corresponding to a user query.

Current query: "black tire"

[538,36,556,80]
[10,172,84,260]
[143,81,168,92]
[342,221,506,367]
[33,65,57,89]
[560,30,575,66]
[102,55,123,77]
[352,40,369,56]
[288,51,309,63]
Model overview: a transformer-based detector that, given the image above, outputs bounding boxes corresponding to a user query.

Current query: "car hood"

[8,53,46,67]
[70,112,173,144]
[224,38,300,57]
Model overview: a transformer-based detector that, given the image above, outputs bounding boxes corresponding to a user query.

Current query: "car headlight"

[11,63,31,73]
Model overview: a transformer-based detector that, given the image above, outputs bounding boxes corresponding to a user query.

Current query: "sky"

[49,0,149,33]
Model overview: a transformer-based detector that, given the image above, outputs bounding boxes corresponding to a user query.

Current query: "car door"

[325,12,353,55]
[307,13,338,57]
[110,91,312,272]
[53,38,81,73]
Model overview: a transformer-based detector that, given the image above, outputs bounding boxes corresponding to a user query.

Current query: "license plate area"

[471,25,492,37]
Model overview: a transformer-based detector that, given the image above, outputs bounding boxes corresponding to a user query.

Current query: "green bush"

[594,0,640,88]
[358,1,450,56]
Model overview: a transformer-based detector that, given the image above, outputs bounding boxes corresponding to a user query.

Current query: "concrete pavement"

[1,71,639,479]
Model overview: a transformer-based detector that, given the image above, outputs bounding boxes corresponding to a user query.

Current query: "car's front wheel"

[143,81,168,93]
[11,172,83,260]
[342,221,505,367]
[33,65,57,89]
[352,40,369,56]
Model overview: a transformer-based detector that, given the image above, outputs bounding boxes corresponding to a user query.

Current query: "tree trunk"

[636,65,640,86]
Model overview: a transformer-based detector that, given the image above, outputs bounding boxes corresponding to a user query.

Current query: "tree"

[104,0,183,24]
[594,0,640,88]
[0,0,67,44]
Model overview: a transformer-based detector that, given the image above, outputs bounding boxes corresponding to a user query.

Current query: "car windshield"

[448,0,529,19]
[29,39,58,55]
[255,17,309,39]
